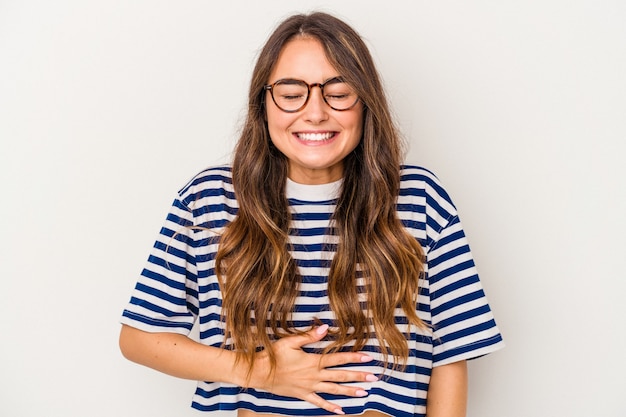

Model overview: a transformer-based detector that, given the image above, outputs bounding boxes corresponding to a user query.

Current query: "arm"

[119,324,376,415]
[426,360,468,417]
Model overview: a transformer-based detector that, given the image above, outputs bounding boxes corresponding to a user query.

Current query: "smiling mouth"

[295,132,336,141]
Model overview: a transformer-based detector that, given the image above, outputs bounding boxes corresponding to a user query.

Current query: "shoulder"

[174,166,236,212]
[398,165,459,243]
[399,165,454,207]
[399,164,441,189]
[176,165,233,196]
[179,165,233,193]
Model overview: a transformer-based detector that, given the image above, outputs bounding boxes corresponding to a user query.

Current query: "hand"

[248,324,378,415]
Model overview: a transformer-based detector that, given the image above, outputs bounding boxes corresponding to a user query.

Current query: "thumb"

[283,324,329,348]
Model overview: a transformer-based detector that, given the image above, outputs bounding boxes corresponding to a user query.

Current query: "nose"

[302,85,329,123]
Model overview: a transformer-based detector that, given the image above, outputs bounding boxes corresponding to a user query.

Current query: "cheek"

[348,110,365,140]
[266,107,290,134]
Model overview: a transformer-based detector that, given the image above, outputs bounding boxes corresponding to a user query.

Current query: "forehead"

[269,37,339,82]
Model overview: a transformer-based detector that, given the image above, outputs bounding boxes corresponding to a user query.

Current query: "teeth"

[297,132,334,141]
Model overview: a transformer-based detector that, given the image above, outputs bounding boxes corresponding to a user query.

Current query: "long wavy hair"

[215,12,425,380]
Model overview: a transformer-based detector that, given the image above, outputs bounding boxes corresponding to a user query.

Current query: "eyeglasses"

[264,77,359,113]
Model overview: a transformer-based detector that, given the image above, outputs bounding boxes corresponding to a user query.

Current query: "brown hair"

[215,12,425,381]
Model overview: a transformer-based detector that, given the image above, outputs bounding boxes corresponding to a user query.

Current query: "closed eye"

[326,94,350,99]
[281,94,305,100]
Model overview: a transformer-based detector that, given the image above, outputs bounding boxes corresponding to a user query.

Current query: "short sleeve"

[120,196,200,335]
[428,213,504,366]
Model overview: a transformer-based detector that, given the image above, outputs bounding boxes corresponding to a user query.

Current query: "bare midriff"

[237,410,389,417]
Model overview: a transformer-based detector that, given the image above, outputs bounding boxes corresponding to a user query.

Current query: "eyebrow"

[268,76,345,85]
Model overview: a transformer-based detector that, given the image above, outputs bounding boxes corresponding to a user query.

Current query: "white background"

[1,1,625,416]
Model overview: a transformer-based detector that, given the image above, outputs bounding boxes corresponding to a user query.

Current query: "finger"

[316,381,372,398]
[319,351,375,368]
[304,392,346,415]
[320,367,379,383]
[280,324,329,348]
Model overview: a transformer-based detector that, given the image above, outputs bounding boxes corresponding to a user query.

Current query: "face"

[266,37,364,185]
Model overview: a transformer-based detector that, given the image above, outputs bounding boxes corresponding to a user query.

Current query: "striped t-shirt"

[121,165,504,417]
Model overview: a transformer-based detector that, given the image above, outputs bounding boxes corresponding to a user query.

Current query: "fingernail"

[333,408,345,415]
[360,355,374,362]
[365,374,379,382]
[316,324,329,335]
[356,389,368,397]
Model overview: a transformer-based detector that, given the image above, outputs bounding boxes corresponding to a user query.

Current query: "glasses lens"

[272,80,308,112]
[323,79,358,110]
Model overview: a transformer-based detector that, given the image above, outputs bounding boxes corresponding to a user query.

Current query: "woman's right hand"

[245,324,378,415]
[120,324,376,415]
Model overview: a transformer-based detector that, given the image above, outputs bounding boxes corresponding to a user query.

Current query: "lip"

[292,131,338,145]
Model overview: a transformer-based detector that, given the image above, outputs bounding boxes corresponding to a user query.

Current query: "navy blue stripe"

[192,202,238,217]
[290,211,333,220]
[289,227,329,237]
[400,167,436,181]
[289,199,335,206]
[123,303,193,325]
[195,244,219,262]
[289,243,337,252]
[432,288,485,317]
[145,253,195,278]
[154,239,197,263]
[429,258,476,287]
[197,311,224,325]
[122,310,193,331]
[436,304,493,330]
[179,167,232,194]
[434,328,503,363]
[295,259,333,268]
[298,289,328,297]
[400,219,426,232]
[140,267,188,291]
[398,185,427,197]
[196,279,220,293]
[397,203,426,214]
[134,282,188,306]
[430,273,479,302]
[431,219,464,246]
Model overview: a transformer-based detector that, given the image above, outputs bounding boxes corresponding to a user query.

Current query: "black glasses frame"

[263,77,359,113]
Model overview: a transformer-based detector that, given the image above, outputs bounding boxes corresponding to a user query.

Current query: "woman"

[119,12,503,417]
